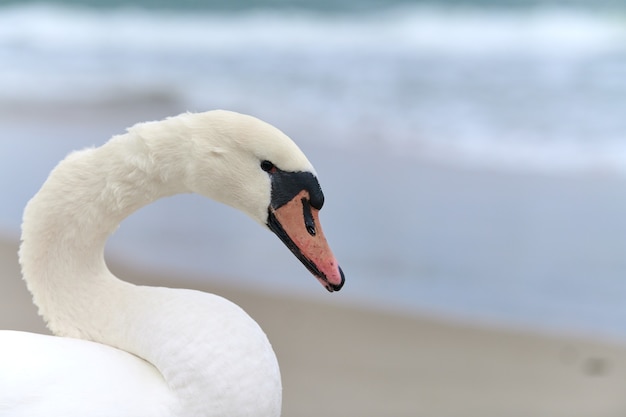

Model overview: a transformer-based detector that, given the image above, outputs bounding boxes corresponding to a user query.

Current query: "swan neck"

[19,130,192,337]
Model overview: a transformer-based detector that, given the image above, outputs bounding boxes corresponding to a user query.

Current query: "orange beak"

[267,190,344,292]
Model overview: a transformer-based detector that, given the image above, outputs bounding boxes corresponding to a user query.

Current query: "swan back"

[0,331,176,417]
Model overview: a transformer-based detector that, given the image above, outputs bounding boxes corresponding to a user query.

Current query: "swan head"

[170,110,344,292]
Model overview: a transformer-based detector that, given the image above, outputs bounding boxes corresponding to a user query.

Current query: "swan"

[0,110,345,417]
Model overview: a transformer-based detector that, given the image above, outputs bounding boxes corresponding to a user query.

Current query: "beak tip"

[325,265,345,292]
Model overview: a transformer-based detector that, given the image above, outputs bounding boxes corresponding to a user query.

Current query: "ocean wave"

[0,3,623,54]
[1,3,623,101]
[1,3,626,176]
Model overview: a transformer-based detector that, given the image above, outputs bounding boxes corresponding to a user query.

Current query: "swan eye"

[261,160,275,172]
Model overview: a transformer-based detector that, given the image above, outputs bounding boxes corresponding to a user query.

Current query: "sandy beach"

[2,235,626,417]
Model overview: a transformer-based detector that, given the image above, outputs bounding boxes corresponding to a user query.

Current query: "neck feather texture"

[18,120,281,416]
[20,127,190,336]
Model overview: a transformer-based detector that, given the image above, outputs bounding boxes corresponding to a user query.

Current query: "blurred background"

[1,0,626,341]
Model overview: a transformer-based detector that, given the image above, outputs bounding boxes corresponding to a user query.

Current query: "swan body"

[0,110,344,417]
[0,330,176,416]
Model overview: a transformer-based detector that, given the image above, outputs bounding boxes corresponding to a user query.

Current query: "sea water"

[1,0,626,340]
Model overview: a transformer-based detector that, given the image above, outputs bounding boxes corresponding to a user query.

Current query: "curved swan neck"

[20,123,194,335]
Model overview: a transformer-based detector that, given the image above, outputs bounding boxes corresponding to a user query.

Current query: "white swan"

[0,110,345,417]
